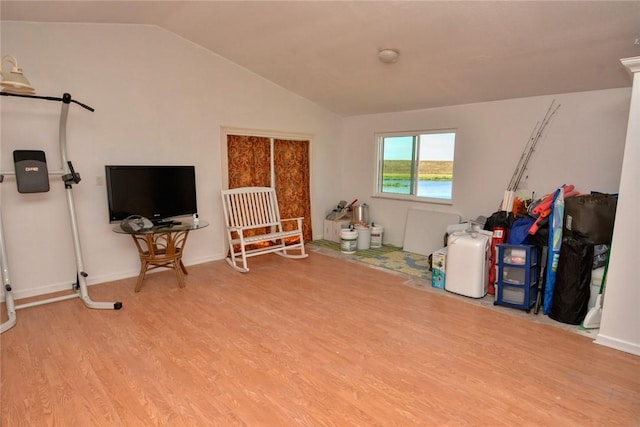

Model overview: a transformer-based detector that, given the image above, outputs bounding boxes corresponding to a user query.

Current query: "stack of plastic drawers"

[494,244,539,312]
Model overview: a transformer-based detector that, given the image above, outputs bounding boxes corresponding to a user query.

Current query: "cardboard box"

[431,247,447,289]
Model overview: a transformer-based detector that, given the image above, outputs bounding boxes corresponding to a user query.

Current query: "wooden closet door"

[274,139,312,243]
[226,134,312,243]
[227,135,271,188]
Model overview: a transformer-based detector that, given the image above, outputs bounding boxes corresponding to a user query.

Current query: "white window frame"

[373,129,456,205]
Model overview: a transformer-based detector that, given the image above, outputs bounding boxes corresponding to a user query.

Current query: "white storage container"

[370,224,384,248]
[339,229,358,254]
[355,224,371,250]
[444,230,492,298]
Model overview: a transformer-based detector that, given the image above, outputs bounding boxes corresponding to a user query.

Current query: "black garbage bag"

[549,235,594,325]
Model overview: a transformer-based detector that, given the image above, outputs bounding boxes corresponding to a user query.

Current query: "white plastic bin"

[370,224,384,248]
[340,229,358,254]
[355,225,371,250]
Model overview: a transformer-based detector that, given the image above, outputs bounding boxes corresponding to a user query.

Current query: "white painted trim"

[0,255,223,302]
[621,56,640,74]
[595,334,640,357]
[221,126,314,140]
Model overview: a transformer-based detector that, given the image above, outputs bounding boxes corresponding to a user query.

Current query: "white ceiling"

[2,1,640,116]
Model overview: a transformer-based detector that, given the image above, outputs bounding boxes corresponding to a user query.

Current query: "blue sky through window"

[384,133,455,161]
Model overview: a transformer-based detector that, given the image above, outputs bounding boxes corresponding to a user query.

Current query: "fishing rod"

[501,100,561,211]
[512,100,561,191]
[506,121,539,193]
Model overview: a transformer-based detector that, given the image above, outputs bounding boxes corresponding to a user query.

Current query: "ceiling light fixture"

[1,54,35,95]
[378,48,399,64]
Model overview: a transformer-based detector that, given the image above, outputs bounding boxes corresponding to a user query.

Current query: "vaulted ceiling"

[2,1,639,116]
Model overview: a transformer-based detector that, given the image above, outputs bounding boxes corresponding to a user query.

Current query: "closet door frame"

[220,127,314,191]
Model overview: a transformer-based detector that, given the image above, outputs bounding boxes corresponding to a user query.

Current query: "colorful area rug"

[309,240,431,279]
[309,239,401,258]
[357,250,432,280]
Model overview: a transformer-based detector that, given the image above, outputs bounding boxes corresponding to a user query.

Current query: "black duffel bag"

[564,193,617,244]
[549,235,594,325]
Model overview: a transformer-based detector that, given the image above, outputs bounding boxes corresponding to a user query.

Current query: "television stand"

[113,220,208,292]
[153,219,182,227]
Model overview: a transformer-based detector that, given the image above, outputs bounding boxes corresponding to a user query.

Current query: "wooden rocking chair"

[221,187,308,272]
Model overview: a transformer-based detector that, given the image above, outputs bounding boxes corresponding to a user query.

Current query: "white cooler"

[444,230,492,298]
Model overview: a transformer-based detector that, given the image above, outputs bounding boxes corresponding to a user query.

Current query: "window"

[375,130,456,203]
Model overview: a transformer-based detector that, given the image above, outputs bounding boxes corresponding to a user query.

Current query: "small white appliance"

[444,229,492,298]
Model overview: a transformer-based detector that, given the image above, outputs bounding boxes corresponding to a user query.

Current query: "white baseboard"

[0,279,82,302]
[0,255,223,302]
[595,334,640,357]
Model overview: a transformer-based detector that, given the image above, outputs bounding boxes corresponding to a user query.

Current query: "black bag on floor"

[549,235,594,325]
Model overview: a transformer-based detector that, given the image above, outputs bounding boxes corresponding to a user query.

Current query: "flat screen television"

[105,165,197,224]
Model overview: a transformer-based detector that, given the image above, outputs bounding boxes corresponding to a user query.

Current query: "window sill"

[372,193,453,205]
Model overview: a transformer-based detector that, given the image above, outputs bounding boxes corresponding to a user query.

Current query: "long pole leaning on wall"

[0,92,122,334]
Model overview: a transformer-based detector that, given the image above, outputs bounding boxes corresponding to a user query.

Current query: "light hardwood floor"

[1,251,639,426]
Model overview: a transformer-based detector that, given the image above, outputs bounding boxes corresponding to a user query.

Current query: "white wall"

[340,91,630,246]
[596,58,640,356]
[1,22,342,298]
